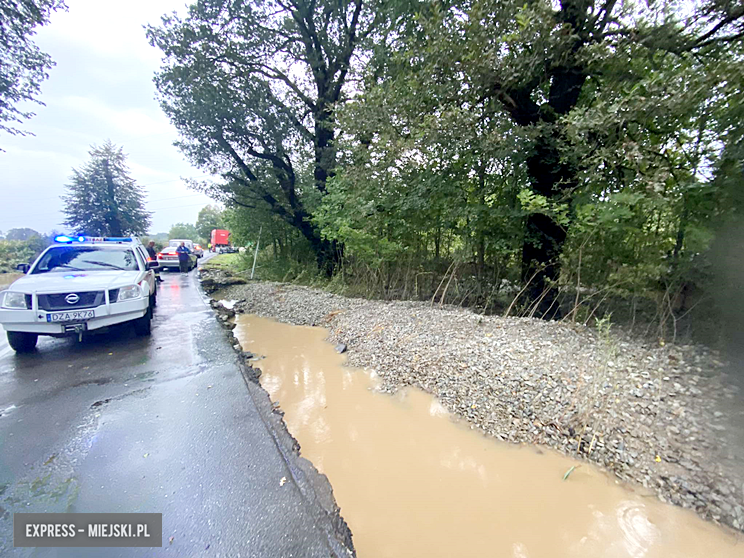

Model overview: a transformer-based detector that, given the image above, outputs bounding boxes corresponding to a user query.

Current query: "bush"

[0,236,50,273]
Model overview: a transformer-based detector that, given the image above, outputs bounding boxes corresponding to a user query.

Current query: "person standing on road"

[146,241,164,283]
[176,241,192,274]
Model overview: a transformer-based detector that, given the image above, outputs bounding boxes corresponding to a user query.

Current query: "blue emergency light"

[54,235,133,243]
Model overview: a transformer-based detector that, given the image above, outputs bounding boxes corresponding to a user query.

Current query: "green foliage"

[324,0,742,304]
[62,141,151,236]
[0,0,66,136]
[0,234,50,272]
[154,0,744,342]
[168,223,200,243]
[300,0,743,336]
[6,227,41,241]
[147,0,384,269]
[517,190,570,228]
[195,205,223,244]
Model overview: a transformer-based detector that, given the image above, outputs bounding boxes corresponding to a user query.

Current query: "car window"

[32,247,139,274]
[134,247,147,269]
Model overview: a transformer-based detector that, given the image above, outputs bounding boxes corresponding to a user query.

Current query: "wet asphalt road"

[0,263,346,557]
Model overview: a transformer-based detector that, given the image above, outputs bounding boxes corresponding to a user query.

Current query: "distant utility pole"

[251,226,262,280]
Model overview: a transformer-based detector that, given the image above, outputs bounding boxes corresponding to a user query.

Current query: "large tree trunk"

[314,108,336,195]
[312,127,341,272]
[520,130,574,317]
[292,209,340,274]
[490,0,589,317]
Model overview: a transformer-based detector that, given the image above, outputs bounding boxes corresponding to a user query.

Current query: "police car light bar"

[54,235,134,243]
[53,235,83,243]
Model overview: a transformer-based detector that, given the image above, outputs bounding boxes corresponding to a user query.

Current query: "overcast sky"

[0,0,218,236]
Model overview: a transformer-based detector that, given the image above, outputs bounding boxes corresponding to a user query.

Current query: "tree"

[168,223,200,242]
[62,141,151,236]
[1,0,66,136]
[6,227,40,241]
[147,0,382,271]
[195,205,223,242]
[341,0,744,313]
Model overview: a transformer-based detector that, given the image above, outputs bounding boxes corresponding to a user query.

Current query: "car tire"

[134,307,152,336]
[7,331,38,353]
[150,291,157,309]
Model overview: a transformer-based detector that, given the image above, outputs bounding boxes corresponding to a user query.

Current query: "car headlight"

[2,291,28,309]
[117,285,142,302]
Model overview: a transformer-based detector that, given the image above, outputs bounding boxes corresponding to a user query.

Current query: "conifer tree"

[62,141,151,236]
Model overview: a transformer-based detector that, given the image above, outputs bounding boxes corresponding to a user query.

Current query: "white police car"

[0,236,159,353]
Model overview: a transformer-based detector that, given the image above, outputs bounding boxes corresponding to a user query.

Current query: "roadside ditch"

[200,267,744,536]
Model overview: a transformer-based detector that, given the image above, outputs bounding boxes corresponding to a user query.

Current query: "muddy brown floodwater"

[235,315,744,558]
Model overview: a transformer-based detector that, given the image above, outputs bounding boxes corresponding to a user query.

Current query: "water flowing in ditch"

[235,314,744,558]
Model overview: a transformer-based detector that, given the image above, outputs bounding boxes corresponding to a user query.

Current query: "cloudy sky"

[0,0,218,236]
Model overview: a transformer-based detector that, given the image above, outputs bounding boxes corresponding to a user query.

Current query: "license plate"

[46,310,95,323]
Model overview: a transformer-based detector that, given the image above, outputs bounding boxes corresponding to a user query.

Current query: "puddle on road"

[235,315,744,558]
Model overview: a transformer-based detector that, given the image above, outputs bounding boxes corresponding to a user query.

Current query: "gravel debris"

[209,271,744,532]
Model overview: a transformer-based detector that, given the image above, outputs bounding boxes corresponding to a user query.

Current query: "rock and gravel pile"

[206,269,744,532]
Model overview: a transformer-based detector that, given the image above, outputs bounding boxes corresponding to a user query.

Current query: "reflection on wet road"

[236,314,744,558]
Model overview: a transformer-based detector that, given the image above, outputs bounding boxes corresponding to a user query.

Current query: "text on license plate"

[46,310,95,322]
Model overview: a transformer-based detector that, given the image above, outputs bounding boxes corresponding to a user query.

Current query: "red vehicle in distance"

[210,229,230,252]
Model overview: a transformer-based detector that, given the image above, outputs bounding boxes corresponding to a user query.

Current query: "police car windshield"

[32,246,139,274]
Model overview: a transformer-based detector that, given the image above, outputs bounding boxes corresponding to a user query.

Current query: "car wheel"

[7,331,38,353]
[150,291,157,309]
[133,307,152,336]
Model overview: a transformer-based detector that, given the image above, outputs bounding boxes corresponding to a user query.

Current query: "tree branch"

[227,171,296,226]
[216,133,258,182]
[250,64,318,111]
[694,7,744,46]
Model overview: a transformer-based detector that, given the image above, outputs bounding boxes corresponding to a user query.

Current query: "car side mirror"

[147,260,159,269]
[16,263,30,274]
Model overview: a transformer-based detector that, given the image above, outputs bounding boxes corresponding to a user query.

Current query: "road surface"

[0,261,351,557]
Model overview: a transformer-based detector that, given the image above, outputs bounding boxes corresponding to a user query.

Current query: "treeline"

[167,205,225,248]
[147,0,744,345]
[0,229,52,273]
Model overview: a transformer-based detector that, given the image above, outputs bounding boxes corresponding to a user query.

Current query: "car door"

[135,247,155,294]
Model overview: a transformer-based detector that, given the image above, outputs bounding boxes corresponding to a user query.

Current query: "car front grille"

[37,291,104,311]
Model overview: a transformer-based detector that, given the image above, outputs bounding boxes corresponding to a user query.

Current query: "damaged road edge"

[202,279,356,557]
